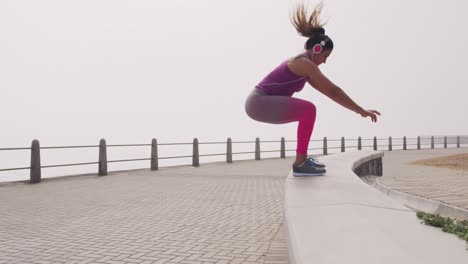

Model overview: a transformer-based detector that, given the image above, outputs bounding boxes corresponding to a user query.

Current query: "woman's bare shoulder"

[287,55,316,76]
[286,53,309,62]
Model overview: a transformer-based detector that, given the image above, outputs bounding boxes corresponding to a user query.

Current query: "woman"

[245,3,381,176]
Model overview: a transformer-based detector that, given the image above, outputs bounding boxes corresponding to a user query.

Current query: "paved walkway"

[379,148,468,216]
[0,158,294,264]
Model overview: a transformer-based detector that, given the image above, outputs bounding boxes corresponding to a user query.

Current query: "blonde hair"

[290,2,327,38]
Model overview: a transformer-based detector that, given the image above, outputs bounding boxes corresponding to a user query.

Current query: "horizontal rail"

[158,142,193,146]
[107,144,150,148]
[261,150,281,153]
[199,142,227,145]
[0,147,30,151]
[0,166,30,172]
[42,162,99,169]
[41,145,99,150]
[158,155,193,160]
[108,158,150,163]
[307,147,322,150]
[232,151,255,155]
[199,153,225,157]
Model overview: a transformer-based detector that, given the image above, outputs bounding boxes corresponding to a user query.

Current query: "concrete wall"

[283,151,468,264]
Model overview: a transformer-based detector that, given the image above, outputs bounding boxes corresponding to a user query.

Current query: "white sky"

[1,0,467,148]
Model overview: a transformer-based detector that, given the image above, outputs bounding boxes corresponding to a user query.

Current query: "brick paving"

[379,148,468,212]
[0,158,293,264]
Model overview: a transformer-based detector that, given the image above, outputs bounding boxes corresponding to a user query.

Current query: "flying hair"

[290,2,327,38]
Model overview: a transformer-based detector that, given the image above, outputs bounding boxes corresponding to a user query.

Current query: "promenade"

[0,158,293,264]
[1,148,468,264]
[379,148,468,218]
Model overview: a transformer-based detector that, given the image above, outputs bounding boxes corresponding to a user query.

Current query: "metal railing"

[1,135,467,184]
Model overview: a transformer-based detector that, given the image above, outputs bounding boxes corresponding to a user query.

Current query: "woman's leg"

[245,91,317,165]
[283,97,317,165]
[295,105,317,155]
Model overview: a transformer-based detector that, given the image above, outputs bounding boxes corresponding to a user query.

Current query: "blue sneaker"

[307,157,326,168]
[292,159,326,177]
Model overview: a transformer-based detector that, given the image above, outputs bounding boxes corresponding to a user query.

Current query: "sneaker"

[307,157,326,168]
[292,159,326,177]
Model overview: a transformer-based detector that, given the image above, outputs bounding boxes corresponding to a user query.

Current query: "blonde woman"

[245,3,381,176]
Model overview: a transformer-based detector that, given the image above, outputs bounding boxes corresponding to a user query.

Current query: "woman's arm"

[288,57,381,122]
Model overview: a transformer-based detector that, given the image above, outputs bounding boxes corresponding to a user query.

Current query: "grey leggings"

[244,89,317,155]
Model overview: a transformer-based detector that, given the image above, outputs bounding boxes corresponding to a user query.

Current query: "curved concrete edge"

[351,152,384,169]
[375,178,468,221]
[284,151,468,264]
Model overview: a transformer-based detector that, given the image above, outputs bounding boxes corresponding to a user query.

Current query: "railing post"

[30,139,41,183]
[280,137,286,159]
[457,136,460,148]
[358,137,362,150]
[417,136,421,149]
[341,137,345,152]
[323,137,328,155]
[403,136,407,150]
[444,136,447,148]
[227,137,233,163]
[431,136,435,149]
[151,138,158,171]
[193,138,199,167]
[373,136,377,151]
[99,139,108,176]
[255,137,261,160]
[388,136,392,151]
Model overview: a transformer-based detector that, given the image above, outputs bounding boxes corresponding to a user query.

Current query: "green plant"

[417,211,468,243]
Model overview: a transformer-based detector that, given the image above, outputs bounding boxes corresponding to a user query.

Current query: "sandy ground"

[410,153,468,171]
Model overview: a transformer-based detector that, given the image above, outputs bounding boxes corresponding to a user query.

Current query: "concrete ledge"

[284,151,468,264]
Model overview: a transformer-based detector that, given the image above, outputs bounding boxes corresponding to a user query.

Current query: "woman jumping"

[245,3,381,176]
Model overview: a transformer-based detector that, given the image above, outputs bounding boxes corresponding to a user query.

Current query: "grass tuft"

[417,211,468,243]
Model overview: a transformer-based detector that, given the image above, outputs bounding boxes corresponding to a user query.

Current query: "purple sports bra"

[255,59,307,96]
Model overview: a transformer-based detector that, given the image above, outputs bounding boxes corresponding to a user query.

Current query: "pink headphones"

[312,40,326,54]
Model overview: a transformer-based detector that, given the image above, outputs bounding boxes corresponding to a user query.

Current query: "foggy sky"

[1,0,467,148]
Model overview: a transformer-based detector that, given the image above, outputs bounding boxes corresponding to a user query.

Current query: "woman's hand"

[360,109,381,122]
